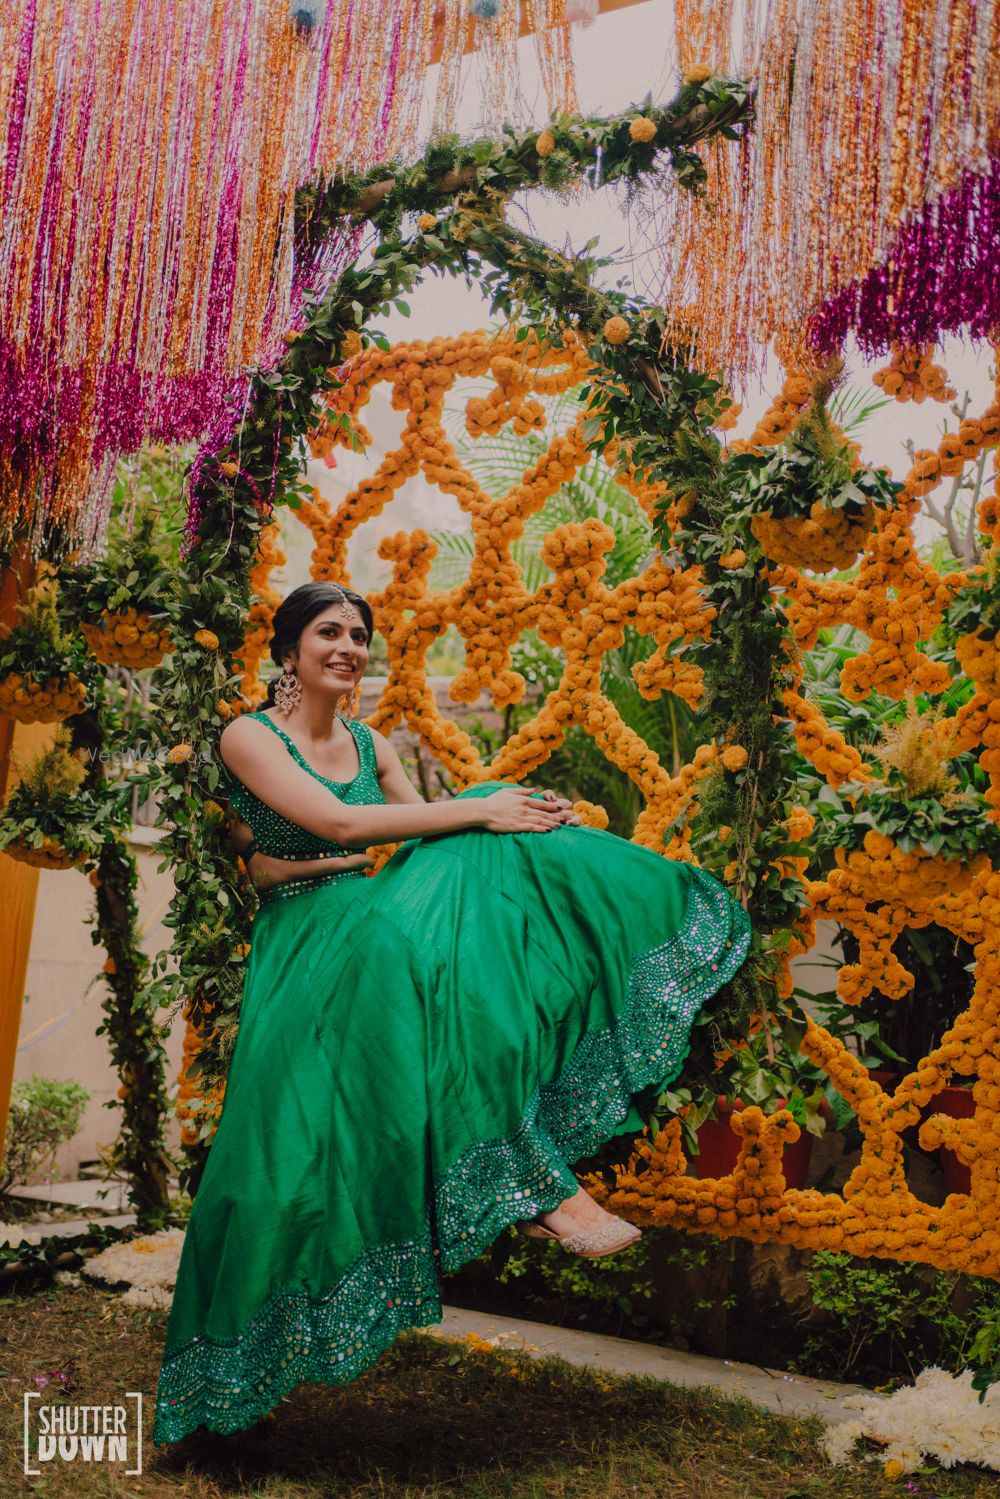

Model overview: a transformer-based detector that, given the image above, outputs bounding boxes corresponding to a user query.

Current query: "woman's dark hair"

[264,583,374,707]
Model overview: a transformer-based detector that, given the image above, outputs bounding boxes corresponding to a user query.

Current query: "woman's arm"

[219,716,565,846]
[226,814,373,891]
[371,727,581,824]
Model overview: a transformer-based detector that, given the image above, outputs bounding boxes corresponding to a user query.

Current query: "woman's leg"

[537,1185,627,1236]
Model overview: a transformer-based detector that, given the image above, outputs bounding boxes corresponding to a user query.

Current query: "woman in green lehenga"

[153,581,751,1446]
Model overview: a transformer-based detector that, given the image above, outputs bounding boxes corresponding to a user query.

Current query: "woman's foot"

[537,1186,621,1239]
[517,1187,642,1258]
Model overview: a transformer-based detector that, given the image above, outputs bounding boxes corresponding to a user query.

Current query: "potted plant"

[657,1015,832,1188]
[0,577,93,725]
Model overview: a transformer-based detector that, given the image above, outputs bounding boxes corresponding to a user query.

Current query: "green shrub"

[0,1075,90,1199]
[794,1250,1000,1386]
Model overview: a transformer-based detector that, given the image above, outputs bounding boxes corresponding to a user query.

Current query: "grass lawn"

[1,1280,994,1498]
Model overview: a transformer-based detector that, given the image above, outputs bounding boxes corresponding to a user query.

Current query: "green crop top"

[222,711,387,904]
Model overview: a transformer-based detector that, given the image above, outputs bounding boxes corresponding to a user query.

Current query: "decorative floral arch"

[144,83,1000,1286]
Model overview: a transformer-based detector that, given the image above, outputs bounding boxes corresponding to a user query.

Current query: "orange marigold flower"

[721,744,749,771]
[629,116,657,144]
[535,129,556,158]
[683,62,712,83]
[603,316,630,345]
[167,743,195,765]
[719,548,747,569]
[194,629,220,650]
[102,958,117,975]
[417,213,437,232]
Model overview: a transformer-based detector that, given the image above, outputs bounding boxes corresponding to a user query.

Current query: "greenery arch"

[141,75,804,1193]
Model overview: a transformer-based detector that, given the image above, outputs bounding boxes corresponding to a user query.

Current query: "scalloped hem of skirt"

[153,864,750,1445]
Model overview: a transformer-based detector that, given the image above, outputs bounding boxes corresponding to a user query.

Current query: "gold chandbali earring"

[273,663,301,713]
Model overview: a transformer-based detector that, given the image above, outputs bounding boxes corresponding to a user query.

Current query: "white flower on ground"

[81,1228,184,1294]
[823,1367,1000,1475]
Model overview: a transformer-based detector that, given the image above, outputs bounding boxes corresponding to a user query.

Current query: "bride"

[153,581,751,1446]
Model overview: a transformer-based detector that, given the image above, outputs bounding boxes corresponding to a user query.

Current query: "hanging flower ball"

[535,129,556,158]
[0,671,87,724]
[3,836,80,870]
[683,63,713,84]
[719,548,747,569]
[80,608,174,670]
[629,116,658,144]
[603,316,630,345]
[194,629,220,650]
[166,743,195,765]
[721,744,749,771]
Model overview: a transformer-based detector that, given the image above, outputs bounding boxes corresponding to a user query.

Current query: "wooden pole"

[0,548,40,1167]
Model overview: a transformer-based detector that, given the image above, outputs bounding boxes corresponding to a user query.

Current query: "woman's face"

[286,603,370,704]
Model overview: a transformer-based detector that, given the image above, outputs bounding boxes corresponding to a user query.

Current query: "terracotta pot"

[928,1084,975,1196]
[692,1101,814,1189]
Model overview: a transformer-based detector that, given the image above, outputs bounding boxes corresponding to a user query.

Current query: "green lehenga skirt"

[153,784,751,1444]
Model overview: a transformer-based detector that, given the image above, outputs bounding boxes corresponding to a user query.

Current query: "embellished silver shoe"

[515,1215,642,1259]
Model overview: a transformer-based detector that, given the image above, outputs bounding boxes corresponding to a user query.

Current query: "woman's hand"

[522,786,582,826]
[246,850,374,892]
[480,786,571,834]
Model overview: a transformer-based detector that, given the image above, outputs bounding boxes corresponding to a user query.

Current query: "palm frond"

[828,384,894,435]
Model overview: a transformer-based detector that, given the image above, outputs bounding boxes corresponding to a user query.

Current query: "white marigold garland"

[824,1367,1000,1476]
[78,1227,184,1310]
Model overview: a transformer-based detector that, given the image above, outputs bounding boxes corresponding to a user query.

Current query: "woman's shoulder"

[353,718,392,764]
[219,710,288,770]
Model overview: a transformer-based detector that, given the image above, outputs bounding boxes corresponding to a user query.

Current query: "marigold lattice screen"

[243,331,1000,1280]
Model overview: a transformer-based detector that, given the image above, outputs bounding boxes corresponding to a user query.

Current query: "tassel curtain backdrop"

[0,0,579,559]
[662,0,1000,387]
